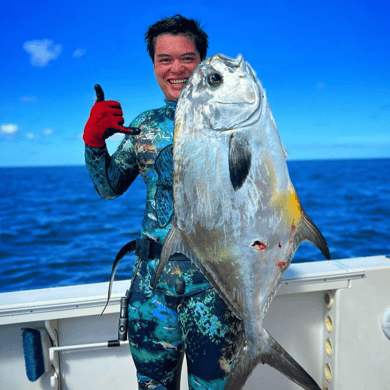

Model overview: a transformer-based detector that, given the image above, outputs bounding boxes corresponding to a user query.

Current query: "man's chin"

[165,91,180,102]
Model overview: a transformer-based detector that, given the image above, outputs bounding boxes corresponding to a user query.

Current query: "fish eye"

[208,73,222,86]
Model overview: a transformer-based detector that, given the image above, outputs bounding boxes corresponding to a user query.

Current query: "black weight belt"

[101,238,188,314]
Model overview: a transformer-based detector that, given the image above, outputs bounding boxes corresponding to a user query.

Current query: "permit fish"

[154,54,330,390]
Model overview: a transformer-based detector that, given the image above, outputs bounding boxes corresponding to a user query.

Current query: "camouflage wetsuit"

[85,100,242,390]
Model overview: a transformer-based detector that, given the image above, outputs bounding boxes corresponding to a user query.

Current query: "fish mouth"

[210,87,263,131]
[206,55,263,131]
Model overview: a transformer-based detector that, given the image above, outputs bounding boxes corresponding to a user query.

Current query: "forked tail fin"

[260,329,321,389]
[225,329,321,390]
[224,332,258,390]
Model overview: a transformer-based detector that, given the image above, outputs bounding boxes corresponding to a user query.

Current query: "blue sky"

[1,0,389,166]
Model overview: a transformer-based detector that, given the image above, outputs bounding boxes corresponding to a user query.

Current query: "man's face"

[154,34,201,102]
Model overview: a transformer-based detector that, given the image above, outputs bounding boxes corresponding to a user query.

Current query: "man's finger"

[115,127,141,136]
[103,127,141,140]
[95,84,105,102]
[124,126,141,135]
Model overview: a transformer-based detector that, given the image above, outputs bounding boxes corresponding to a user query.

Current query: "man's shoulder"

[130,106,167,127]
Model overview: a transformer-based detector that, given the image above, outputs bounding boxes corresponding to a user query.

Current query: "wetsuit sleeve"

[84,134,139,199]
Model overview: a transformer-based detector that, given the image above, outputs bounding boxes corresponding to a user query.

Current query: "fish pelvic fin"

[152,224,178,291]
[152,221,198,291]
[295,212,331,260]
[228,132,252,190]
[261,329,321,390]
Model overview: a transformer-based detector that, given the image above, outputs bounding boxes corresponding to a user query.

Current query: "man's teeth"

[170,79,186,84]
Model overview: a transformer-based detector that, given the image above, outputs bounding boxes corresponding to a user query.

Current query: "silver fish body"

[155,54,330,390]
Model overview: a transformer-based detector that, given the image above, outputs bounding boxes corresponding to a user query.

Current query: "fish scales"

[155,54,330,390]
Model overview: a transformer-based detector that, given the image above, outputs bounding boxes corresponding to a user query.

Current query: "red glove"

[83,84,140,148]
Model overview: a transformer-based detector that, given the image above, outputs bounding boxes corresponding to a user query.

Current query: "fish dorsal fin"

[229,132,252,190]
[294,213,331,260]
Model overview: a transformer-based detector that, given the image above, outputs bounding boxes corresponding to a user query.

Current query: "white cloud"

[0,125,58,141]
[23,39,62,67]
[25,129,56,140]
[73,49,86,58]
[1,124,18,134]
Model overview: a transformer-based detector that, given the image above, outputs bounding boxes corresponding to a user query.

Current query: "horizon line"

[1,156,389,169]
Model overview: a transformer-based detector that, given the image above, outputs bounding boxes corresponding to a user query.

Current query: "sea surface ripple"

[1,158,389,293]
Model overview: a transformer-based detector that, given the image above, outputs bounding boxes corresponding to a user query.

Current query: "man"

[83,15,241,390]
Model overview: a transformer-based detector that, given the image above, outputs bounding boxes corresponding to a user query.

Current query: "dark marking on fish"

[229,133,252,190]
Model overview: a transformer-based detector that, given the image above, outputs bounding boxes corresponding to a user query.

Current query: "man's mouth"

[169,79,187,84]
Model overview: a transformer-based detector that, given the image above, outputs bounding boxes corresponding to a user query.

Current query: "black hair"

[145,14,208,62]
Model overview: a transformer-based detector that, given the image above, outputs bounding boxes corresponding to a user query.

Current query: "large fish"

[154,54,330,390]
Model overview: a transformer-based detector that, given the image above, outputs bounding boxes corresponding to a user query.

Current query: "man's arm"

[83,84,140,199]
[84,140,139,199]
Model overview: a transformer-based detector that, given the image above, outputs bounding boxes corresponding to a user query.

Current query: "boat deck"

[1,256,389,389]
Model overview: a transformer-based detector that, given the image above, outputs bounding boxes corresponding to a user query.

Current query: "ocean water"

[1,158,389,293]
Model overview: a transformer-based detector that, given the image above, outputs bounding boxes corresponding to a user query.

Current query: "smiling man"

[83,15,242,390]
[153,33,200,101]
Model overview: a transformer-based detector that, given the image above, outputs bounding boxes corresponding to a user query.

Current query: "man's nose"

[171,59,184,73]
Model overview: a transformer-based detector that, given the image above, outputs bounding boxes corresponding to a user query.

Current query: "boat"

[1,255,390,389]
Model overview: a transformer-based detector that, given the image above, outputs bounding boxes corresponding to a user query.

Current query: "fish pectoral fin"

[261,329,321,390]
[228,132,252,190]
[295,213,331,260]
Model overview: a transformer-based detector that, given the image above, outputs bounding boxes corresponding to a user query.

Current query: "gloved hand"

[83,84,140,148]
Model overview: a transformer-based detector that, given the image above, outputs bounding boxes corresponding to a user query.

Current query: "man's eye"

[160,58,171,63]
[183,57,195,62]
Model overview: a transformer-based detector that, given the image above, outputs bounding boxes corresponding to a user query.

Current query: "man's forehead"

[154,33,198,55]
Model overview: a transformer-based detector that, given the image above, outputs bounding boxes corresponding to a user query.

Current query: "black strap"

[101,238,163,315]
[135,238,163,260]
[101,238,191,315]
[101,239,137,315]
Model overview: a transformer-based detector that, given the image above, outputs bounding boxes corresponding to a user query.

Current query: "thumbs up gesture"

[83,84,140,148]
